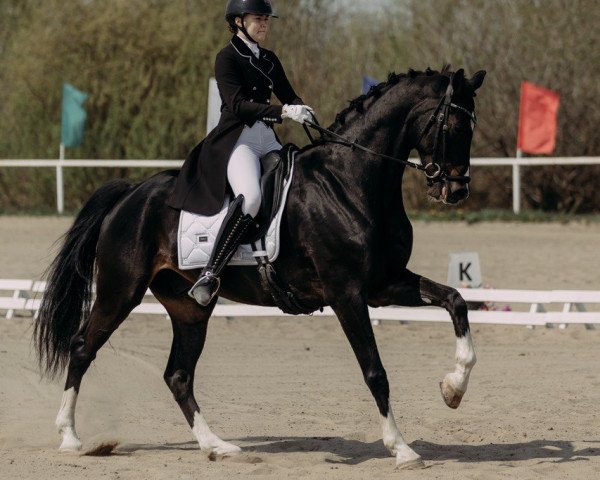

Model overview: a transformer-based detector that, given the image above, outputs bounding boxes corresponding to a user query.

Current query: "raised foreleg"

[371,269,476,409]
[331,294,424,469]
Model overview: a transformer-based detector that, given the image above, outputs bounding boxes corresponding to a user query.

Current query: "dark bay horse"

[35,67,485,469]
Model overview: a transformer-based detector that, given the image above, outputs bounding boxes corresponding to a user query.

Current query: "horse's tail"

[35,179,134,379]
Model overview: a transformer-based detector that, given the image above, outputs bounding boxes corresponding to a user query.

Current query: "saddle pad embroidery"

[177,154,295,269]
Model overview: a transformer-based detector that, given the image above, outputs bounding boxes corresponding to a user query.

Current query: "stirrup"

[188,271,221,306]
[188,195,254,306]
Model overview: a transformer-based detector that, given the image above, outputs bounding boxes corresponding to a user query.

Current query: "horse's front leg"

[330,295,424,470]
[371,269,476,409]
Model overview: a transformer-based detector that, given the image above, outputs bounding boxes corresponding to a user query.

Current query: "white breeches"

[227,121,281,217]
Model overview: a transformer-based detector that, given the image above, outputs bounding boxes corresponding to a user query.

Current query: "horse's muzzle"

[443,181,470,204]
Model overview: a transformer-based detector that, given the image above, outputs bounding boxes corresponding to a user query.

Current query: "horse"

[35,66,485,469]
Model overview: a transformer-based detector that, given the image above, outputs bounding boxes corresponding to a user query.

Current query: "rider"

[168,0,314,306]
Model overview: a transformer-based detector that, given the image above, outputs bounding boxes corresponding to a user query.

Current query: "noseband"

[413,76,477,185]
[303,74,477,186]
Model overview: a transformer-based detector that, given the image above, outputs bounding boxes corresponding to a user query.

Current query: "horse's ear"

[468,70,487,91]
[452,68,465,91]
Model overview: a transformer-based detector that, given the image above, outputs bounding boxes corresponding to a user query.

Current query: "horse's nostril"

[448,187,469,203]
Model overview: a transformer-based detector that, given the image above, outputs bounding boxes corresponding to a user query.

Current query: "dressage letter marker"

[460,263,472,282]
[448,252,482,288]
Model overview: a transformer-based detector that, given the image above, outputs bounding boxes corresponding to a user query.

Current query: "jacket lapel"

[258,49,275,74]
[230,34,254,58]
[230,35,274,77]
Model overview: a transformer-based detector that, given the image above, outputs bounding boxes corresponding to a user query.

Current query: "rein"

[303,117,433,176]
[302,76,477,185]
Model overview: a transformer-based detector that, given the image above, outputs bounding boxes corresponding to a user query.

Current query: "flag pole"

[57,143,65,214]
[513,149,522,215]
[515,80,560,216]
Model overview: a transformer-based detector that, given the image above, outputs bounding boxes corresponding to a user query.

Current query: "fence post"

[513,149,522,214]
[57,144,65,214]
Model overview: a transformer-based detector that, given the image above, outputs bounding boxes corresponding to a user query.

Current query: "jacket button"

[269,85,273,89]
[253,87,257,90]
[266,100,270,104]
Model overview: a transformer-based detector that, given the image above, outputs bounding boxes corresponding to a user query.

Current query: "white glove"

[281,104,314,124]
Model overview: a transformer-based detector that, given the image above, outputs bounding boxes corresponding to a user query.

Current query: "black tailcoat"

[168,35,303,215]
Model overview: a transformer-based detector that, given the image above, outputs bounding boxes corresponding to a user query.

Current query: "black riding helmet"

[225,0,278,43]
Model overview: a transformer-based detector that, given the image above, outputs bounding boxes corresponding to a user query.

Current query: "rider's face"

[236,14,269,43]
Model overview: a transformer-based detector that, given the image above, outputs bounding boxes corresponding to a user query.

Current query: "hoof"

[58,426,82,452]
[394,444,424,470]
[59,437,82,452]
[439,378,465,409]
[206,442,242,461]
[396,456,425,470]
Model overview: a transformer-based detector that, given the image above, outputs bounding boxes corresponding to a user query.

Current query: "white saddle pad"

[177,155,295,269]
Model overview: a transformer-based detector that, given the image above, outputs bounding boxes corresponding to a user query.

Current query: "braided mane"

[329,67,448,131]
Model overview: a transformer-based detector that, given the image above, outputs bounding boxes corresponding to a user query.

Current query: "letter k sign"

[460,262,472,282]
[447,252,482,288]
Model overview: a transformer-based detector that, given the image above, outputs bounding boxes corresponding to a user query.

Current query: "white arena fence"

[1,279,598,328]
[1,157,600,214]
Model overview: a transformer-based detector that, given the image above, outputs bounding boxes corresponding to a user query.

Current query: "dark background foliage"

[0,0,598,212]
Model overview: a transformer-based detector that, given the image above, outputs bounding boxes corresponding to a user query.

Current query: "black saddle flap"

[246,144,296,242]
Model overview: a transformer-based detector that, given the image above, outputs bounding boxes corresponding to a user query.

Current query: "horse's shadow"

[241,436,600,465]
[411,439,600,465]
[121,437,600,466]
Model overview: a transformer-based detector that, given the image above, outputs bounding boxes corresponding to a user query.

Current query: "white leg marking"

[55,387,82,451]
[192,411,241,457]
[381,406,424,469]
[446,332,476,392]
[440,332,476,408]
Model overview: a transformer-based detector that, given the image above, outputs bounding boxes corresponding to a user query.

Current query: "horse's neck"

[315,97,414,205]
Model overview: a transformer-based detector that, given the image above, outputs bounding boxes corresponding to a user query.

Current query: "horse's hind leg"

[372,269,476,409]
[156,293,241,458]
[330,295,424,469]
[56,279,148,451]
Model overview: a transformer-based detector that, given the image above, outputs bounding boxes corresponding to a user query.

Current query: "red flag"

[517,81,560,154]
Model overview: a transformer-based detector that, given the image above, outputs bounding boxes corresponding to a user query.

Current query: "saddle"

[246,143,296,243]
[177,143,313,315]
[178,144,297,269]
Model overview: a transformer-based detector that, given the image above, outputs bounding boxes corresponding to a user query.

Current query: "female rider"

[168,0,313,306]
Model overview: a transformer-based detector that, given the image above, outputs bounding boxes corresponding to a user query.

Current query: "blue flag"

[362,76,380,95]
[61,83,89,148]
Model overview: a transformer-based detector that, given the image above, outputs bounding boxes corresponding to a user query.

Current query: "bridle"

[303,74,477,186]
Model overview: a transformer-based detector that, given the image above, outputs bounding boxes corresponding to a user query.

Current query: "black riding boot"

[189,195,255,306]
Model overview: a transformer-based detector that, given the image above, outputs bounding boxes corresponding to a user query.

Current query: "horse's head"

[408,68,486,205]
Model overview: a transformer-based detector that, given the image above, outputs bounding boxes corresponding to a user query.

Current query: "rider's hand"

[281,104,314,124]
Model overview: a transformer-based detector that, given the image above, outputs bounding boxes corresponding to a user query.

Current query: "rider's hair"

[226,14,240,34]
